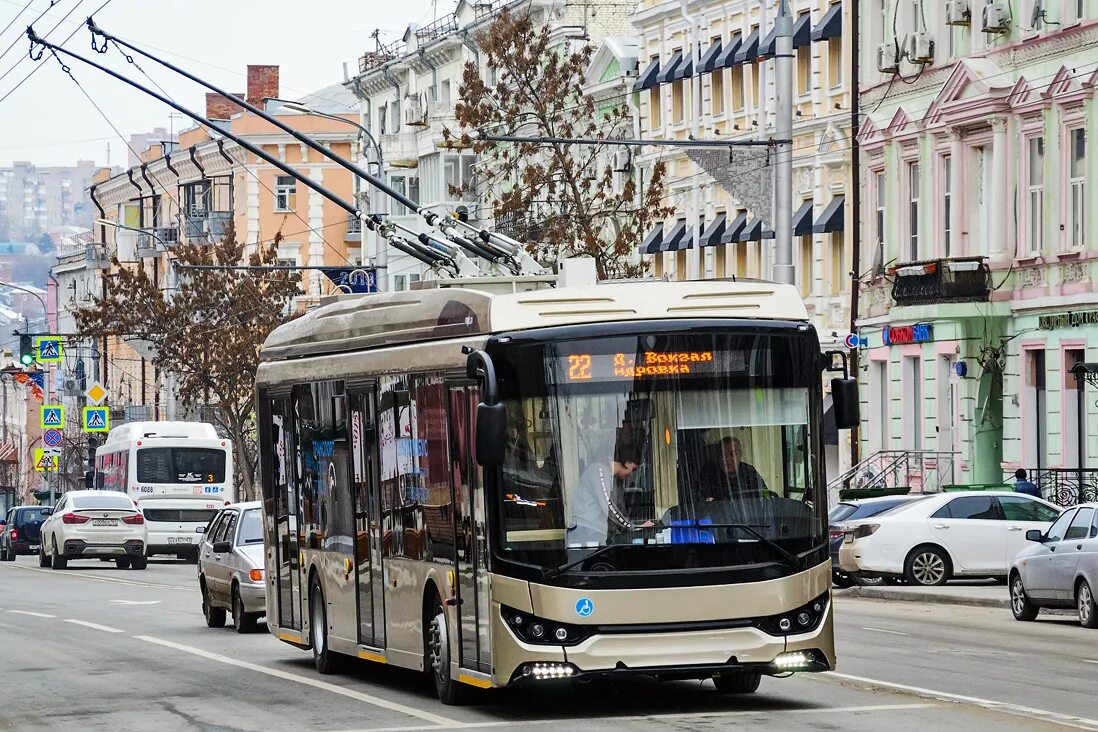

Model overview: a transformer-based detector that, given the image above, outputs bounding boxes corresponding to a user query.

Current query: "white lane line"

[134,635,460,728]
[859,626,910,637]
[63,619,125,634]
[319,703,938,732]
[1084,660,1098,665]
[7,610,55,618]
[0,564,189,590]
[110,600,161,605]
[826,671,1098,730]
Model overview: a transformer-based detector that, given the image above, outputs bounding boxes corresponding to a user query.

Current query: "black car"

[830,497,917,587]
[0,505,52,560]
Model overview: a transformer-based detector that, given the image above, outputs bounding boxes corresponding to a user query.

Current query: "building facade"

[0,160,97,242]
[857,0,1098,498]
[632,0,851,476]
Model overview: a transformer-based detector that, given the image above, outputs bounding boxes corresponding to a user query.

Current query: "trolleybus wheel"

[310,578,339,674]
[713,670,762,694]
[426,595,467,705]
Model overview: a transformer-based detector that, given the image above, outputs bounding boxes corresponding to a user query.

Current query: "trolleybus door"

[349,387,385,647]
[448,384,490,671]
[265,396,303,632]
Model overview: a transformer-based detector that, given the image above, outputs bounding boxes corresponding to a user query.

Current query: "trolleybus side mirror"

[823,350,860,430]
[84,470,94,489]
[464,347,507,466]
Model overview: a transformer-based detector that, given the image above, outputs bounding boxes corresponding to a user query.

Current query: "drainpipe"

[380,65,404,292]
[349,78,377,274]
[681,0,702,279]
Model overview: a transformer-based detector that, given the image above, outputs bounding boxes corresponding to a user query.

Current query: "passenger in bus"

[698,436,769,502]
[566,439,650,547]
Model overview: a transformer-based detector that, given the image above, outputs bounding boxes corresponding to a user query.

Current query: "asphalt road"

[0,557,1094,731]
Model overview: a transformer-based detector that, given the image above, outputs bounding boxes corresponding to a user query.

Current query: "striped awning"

[0,441,16,463]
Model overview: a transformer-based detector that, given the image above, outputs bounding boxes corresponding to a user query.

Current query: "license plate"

[168,537,192,545]
[92,519,116,526]
[29,545,39,551]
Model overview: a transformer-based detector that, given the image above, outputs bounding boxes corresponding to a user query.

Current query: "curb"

[835,586,1010,609]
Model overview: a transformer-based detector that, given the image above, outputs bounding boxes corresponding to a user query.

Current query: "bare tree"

[75,225,300,500]
[446,9,674,280]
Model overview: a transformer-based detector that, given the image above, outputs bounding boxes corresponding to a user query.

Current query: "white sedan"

[39,490,149,570]
[838,491,1062,586]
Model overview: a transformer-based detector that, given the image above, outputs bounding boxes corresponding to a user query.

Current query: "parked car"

[1010,502,1098,628]
[39,490,148,569]
[197,501,266,633]
[838,491,1061,586]
[0,505,52,560]
[829,495,924,587]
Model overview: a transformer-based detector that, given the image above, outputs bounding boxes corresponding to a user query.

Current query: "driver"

[699,436,769,502]
[566,439,644,547]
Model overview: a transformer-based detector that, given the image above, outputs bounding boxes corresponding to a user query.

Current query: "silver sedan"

[1010,501,1098,628]
[197,501,267,633]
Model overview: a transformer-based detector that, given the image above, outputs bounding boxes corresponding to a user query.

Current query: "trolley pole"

[772,0,795,285]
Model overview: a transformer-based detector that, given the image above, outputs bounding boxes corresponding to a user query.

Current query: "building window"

[798,234,812,297]
[731,64,745,111]
[874,170,886,253]
[830,230,846,295]
[907,162,920,261]
[671,78,685,124]
[902,356,923,450]
[942,155,952,257]
[1026,136,1044,256]
[734,239,748,279]
[393,273,421,291]
[1069,127,1086,248]
[1065,349,1088,469]
[390,175,420,217]
[748,60,760,109]
[711,65,725,115]
[274,175,296,212]
[828,36,842,88]
[444,154,477,202]
[796,31,811,96]
[871,360,889,451]
[1025,349,1047,469]
[648,86,661,128]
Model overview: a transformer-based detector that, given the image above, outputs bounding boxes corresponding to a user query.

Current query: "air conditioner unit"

[404,97,426,127]
[982,1,1011,33]
[904,32,935,64]
[945,0,971,26]
[62,378,79,396]
[877,42,900,74]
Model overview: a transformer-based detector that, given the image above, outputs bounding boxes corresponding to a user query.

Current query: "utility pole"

[772,0,794,285]
[848,0,862,467]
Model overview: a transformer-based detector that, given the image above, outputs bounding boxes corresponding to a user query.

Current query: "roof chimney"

[247,65,279,107]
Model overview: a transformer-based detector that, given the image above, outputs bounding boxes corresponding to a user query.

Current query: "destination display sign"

[557,350,746,382]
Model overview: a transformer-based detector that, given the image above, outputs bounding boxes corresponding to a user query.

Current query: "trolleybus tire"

[426,594,467,705]
[310,578,339,674]
[201,580,226,628]
[713,670,762,694]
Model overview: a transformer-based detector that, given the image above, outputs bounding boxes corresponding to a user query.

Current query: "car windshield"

[492,328,825,574]
[71,494,135,510]
[238,509,263,544]
[136,447,227,484]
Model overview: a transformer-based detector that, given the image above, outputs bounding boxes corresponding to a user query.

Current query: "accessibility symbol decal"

[36,336,62,364]
[82,406,110,433]
[575,598,594,617]
[40,405,64,429]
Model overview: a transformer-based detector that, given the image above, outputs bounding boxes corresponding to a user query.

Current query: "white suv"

[39,490,148,570]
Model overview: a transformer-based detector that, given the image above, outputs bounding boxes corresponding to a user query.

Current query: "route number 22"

[568,354,592,381]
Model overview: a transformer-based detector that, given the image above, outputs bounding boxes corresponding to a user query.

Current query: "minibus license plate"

[92,519,116,526]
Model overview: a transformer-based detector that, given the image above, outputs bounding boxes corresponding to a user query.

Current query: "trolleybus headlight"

[797,612,811,626]
[529,623,545,639]
[554,627,568,641]
[501,605,590,646]
[778,618,792,632]
[771,650,819,671]
[756,591,830,636]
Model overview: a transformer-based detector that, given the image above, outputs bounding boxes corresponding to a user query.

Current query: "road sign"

[844,333,862,349]
[83,406,110,433]
[33,448,58,472]
[40,405,64,430]
[42,428,63,448]
[35,336,62,364]
[84,380,108,405]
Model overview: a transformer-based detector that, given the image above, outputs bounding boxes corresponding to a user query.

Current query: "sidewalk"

[835,579,1010,609]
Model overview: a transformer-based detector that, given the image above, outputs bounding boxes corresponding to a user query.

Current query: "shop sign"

[1038,310,1098,330]
[883,323,933,346]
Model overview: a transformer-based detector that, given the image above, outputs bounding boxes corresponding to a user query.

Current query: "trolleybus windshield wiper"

[688,522,803,570]
[542,543,624,580]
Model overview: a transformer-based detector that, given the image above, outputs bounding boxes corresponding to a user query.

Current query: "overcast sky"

[0,0,444,167]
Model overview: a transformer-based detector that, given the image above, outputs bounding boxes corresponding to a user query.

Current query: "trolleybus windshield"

[492,328,826,575]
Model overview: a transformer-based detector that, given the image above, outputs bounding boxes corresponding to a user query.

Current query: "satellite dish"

[1030,0,1043,29]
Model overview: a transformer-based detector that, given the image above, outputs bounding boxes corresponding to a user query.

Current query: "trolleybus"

[256,274,858,703]
[95,421,234,561]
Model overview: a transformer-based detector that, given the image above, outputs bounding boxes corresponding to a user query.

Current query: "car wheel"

[201,580,226,627]
[130,556,148,570]
[904,546,949,586]
[50,538,67,570]
[115,557,132,569]
[38,543,49,567]
[232,584,258,634]
[0,544,10,562]
[713,671,762,694]
[310,578,339,674]
[852,573,886,587]
[1010,573,1039,621]
[1077,581,1098,629]
[832,572,854,589]
[426,593,466,705]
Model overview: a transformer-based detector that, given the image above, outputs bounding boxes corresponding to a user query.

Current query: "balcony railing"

[1010,468,1098,507]
[345,216,363,242]
[136,227,179,257]
[890,256,991,306]
[182,212,232,244]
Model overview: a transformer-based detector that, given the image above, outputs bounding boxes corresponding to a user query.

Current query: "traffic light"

[18,334,33,367]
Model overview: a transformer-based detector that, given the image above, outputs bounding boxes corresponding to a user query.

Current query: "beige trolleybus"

[256,273,858,704]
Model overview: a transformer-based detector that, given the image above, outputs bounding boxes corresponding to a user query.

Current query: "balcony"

[890,256,990,306]
[136,227,179,258]
[345,216,363,242]
[182,212,232,244]
[380,132,419,169]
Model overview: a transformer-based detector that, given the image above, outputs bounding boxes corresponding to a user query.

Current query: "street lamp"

[264,96,388,290]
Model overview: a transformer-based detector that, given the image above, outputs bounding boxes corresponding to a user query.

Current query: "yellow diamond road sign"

[85,381,108,406]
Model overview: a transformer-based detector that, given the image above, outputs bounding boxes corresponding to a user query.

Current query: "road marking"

[1084,660,1098,665]
[134,635,461,727]
[319,703,938,732]
[63,619,124,633]
[0,563,190,590]
[110,600,162,605]
[7,610,55,618]
[859,626,910,636]
[825,671,1098,730]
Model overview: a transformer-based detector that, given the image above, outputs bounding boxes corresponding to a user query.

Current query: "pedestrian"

[1013,468,1040,498]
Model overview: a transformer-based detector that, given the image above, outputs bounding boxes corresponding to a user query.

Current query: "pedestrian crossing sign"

[82,406,110,433]
[40,405,64,430]
[35,336,62,364]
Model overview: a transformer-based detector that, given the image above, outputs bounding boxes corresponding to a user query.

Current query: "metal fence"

[827,450,960,501]
[1010,468,1098,507]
